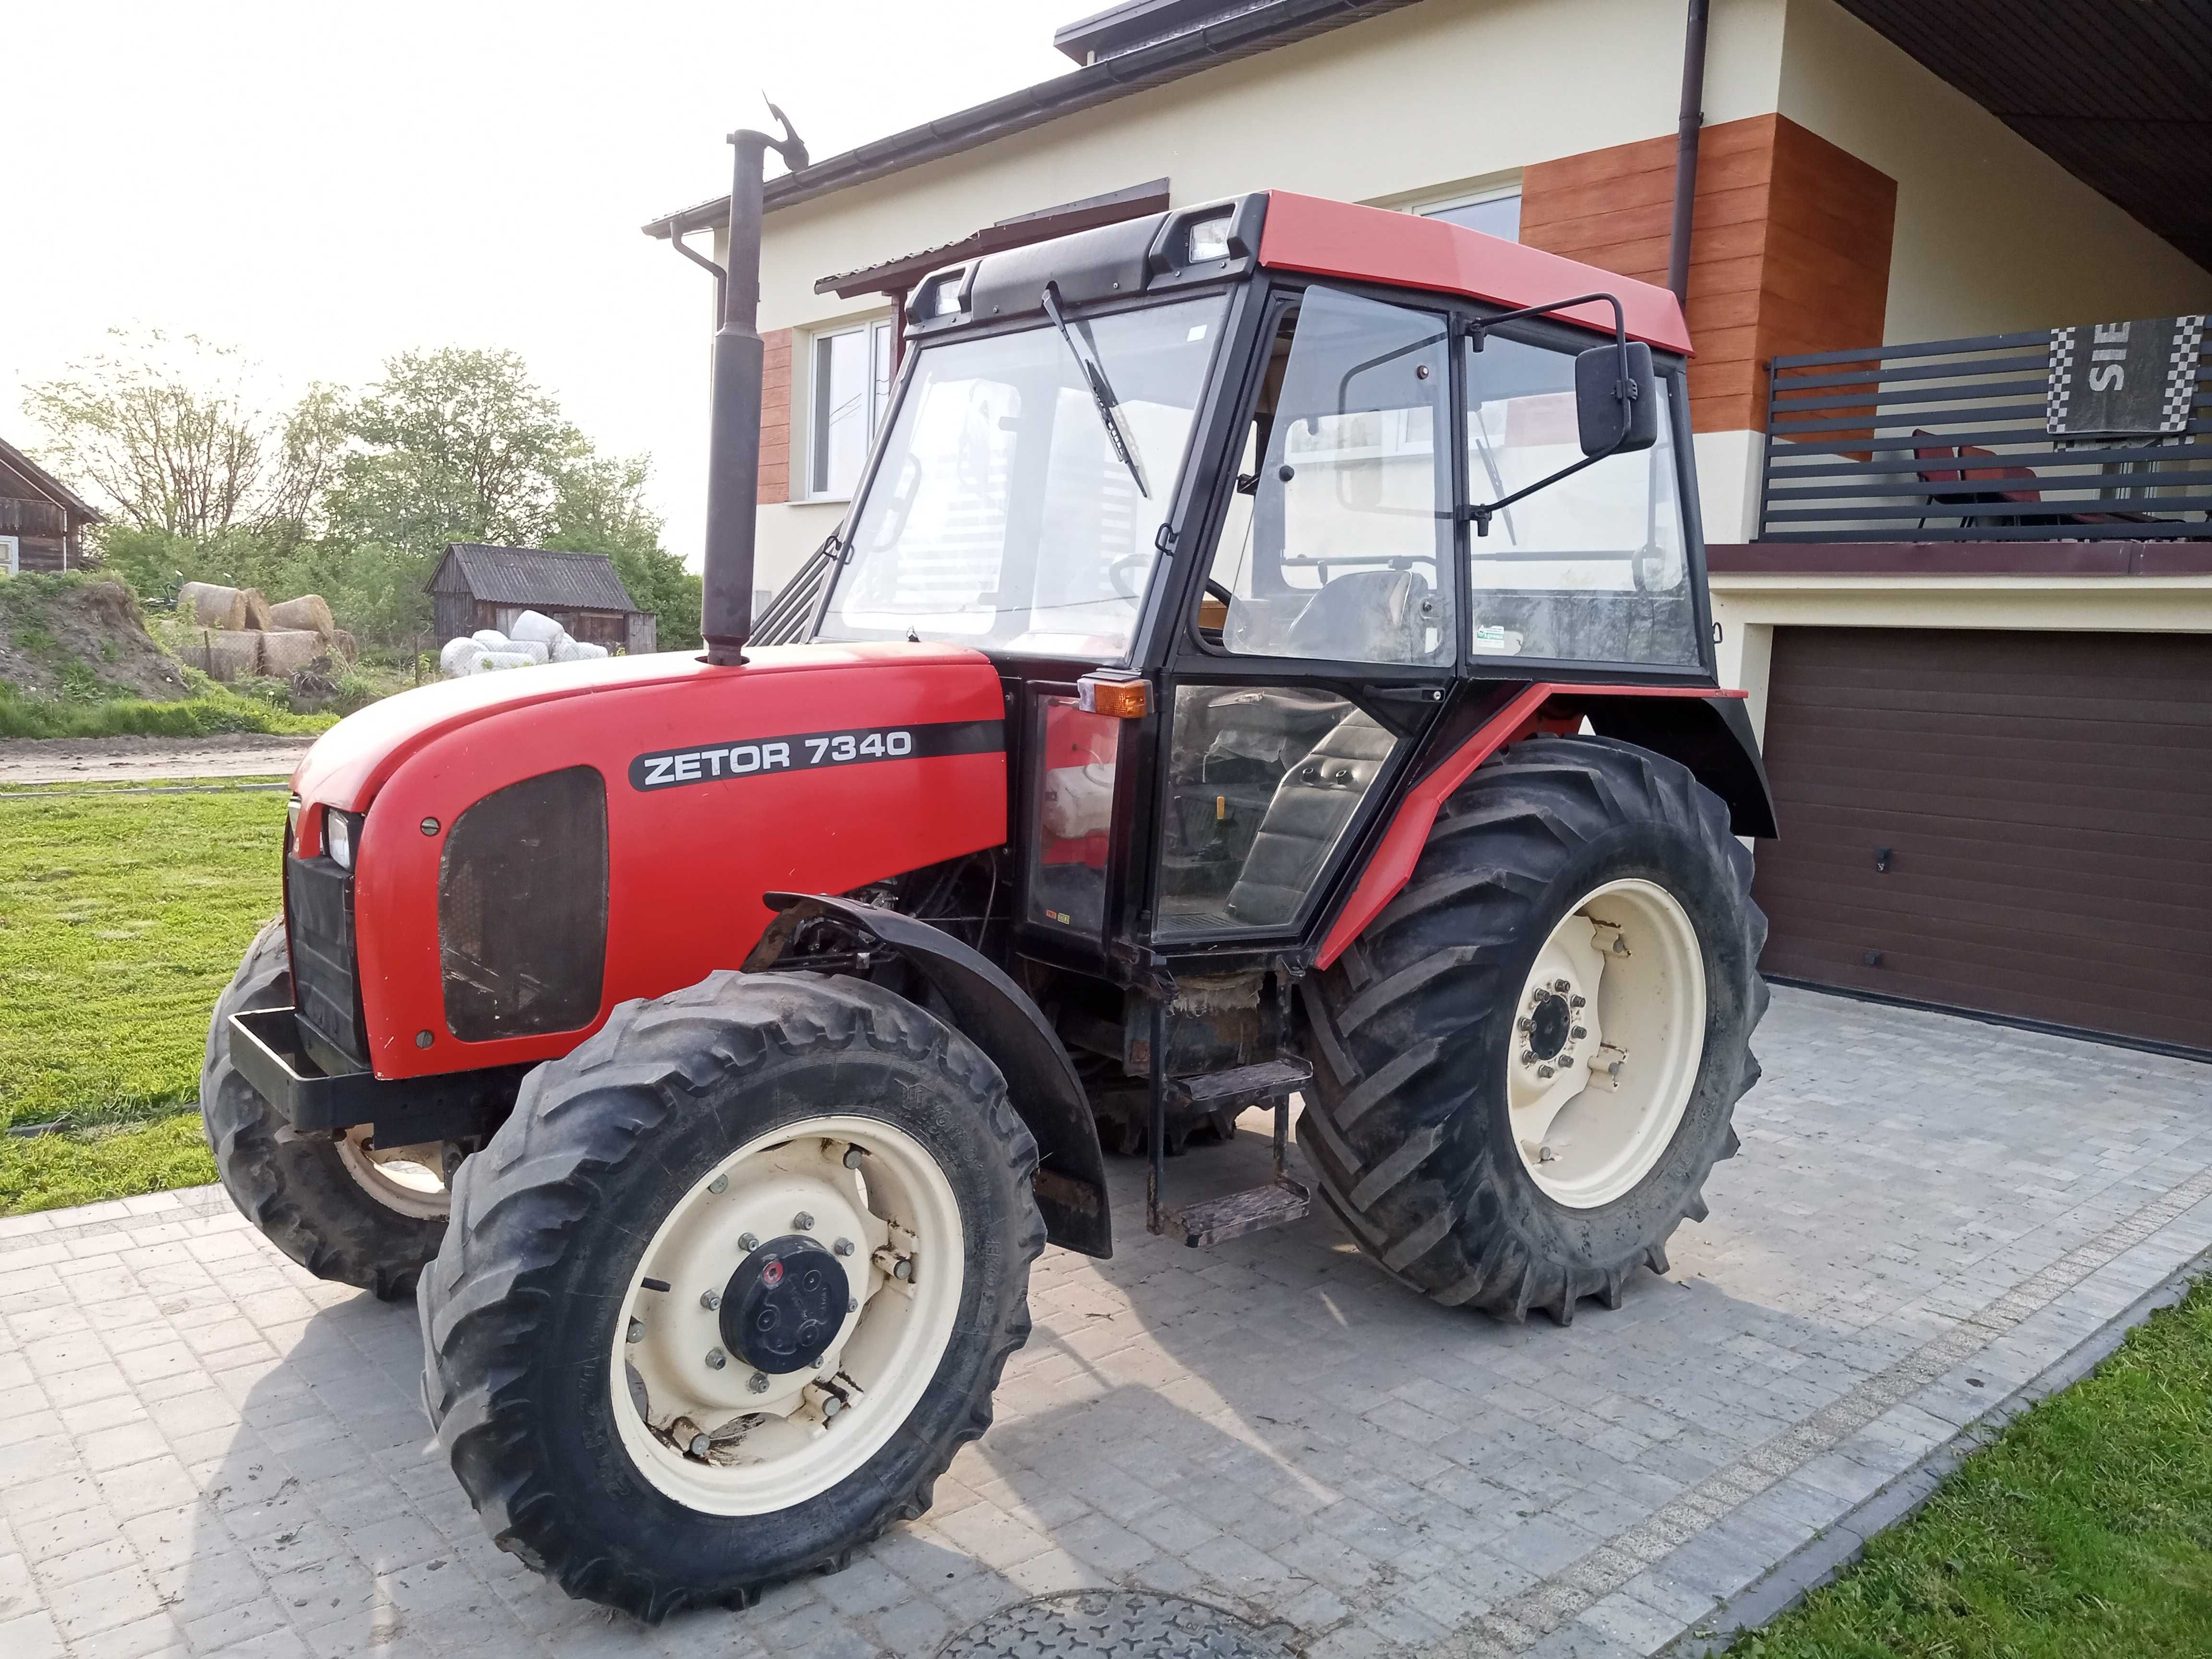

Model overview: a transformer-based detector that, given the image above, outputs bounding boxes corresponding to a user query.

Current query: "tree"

[24,328,274,540]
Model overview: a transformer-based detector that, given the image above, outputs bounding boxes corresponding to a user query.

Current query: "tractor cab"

[754,192,1745,1237]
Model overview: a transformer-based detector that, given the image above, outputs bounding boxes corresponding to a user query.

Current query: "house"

[426,543,658,655]
[642,0,2212,1055]
[0,436,102,574]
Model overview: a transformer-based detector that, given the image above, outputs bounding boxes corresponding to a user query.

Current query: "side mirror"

[1575,341,1659,457]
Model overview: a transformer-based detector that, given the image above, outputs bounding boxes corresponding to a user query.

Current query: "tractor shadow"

[174,1107,1870,1659]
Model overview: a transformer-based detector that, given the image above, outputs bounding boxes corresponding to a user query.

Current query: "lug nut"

[704,1348,727,1370]
[699,1290,721,1310]
[626,1318,645,1345]
[1552,978,1571,993]
[1516,1016,1533,1034]
[833,1238,854,1257]
[893,1259,913,1282]
[738,1232,759,1252]
[1569,995,1587,1010]
[821,1395,844,1420]
[1559,1056,1575,1069]
[1537,1065,1555,1080]
[688,1433,711,1457]
[747,1371,770,1395]
[848,1296,859,1312]
[1520,1049,1538,1066]
[707,1174,728,1194]
[793,1212,815,1231]
[1538,1145,1558,1163]
[842,1147,866,1169]
[1572,1025,1587,1040]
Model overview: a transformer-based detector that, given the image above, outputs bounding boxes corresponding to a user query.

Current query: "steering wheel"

[1107,555,1154,600]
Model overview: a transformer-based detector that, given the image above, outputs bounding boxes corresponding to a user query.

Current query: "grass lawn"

[1738,1274,2212,1659]
[0,784,287,1213]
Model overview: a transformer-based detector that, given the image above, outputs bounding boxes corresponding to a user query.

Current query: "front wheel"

[1299,734,1768,1324]
[418,970,1043,1621]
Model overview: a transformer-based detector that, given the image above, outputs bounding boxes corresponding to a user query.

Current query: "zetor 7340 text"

[206,143,1773,1621]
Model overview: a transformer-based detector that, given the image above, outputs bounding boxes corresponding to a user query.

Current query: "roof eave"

[639,0,1419,241]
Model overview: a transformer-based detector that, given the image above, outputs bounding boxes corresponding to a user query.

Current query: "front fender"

[747,894,1112,1259]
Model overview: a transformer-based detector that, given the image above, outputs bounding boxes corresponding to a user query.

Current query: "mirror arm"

[1462,290,1645,535]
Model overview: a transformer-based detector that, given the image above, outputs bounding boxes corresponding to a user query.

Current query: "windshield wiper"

[1041,282,1149,499]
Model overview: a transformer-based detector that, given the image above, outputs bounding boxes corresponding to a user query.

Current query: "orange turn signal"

[1076,675,1150,719]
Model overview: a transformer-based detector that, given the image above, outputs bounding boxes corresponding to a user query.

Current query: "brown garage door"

[1751,627,2212,1053]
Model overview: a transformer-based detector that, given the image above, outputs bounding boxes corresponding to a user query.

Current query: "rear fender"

[746,894,1112,1259]
[1317,682,1773,969]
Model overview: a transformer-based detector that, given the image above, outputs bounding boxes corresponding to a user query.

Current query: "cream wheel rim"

[1505,878,1707,1209]
[335,1130,448,1220]
[611,1115,964,1516]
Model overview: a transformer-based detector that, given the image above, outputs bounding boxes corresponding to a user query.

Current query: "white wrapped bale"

[471,628,510,650]
[477,650,536,673]
[506,610,566,648]
[440,637,483,677]
[505,639,550,664]
[553,638,608,662]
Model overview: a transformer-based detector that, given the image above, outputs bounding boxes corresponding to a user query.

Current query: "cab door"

[1151,281,1462,950]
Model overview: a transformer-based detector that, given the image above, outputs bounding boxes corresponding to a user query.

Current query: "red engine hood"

[292,641,997,811]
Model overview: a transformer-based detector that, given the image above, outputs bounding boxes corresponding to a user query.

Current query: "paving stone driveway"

[3,987,2210,1659]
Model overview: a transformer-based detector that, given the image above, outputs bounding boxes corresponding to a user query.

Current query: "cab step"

[1164,1176,1311,1248]
[1166,1057,1312,1114]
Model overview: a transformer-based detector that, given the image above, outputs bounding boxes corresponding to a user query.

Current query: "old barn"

[427,543,657,654]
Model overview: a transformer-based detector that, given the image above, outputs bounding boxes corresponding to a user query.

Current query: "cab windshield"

[815,293,1228,661]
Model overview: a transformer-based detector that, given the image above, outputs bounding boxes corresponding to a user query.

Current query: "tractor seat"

[1224,709,1397,926]
[1224,568,1437,664]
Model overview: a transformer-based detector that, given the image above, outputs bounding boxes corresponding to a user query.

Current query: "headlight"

[325,809,356,871]
[1186,211,1234,264]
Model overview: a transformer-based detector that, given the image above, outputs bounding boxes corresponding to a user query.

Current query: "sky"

[6,0,1099,564]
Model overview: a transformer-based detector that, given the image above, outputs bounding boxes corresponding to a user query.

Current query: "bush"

[0,682,335,738]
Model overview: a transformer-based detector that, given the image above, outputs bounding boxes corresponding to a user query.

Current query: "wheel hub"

[1527,992,1573,1060]
[721,1236,850,1374]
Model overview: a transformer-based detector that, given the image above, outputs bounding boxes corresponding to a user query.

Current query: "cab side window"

[1206,286,1453,666]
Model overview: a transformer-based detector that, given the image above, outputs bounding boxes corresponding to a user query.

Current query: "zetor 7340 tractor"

[207,118,1773,1620]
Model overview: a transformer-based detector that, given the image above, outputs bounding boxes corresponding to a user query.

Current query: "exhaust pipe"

[700,106,807,666]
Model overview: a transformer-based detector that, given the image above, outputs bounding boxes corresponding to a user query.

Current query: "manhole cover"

[941,1590,1291,1658]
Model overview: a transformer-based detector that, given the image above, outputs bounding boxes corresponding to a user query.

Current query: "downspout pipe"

[700,108,807,666]
[1667,0,1710,307]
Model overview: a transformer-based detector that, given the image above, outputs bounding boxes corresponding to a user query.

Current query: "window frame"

[1408,184,1524,242]
[0,535,17,577]
[803,313,897,502]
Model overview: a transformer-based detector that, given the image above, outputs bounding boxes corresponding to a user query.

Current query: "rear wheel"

[418,970,1043,1621]
[1299,735,1767,1323]
[200,921,450,1298]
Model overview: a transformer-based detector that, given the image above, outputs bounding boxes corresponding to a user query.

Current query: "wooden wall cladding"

[758,327,793,504]
[1521,114,1897,432]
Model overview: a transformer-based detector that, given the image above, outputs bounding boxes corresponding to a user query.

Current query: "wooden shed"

[426,543,657,654]
[0,436,101,574]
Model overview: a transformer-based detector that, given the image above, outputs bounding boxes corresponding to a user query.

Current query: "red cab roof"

[1257,191,1693,357]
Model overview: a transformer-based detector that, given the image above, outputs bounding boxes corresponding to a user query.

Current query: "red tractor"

[205,118,1771,1620]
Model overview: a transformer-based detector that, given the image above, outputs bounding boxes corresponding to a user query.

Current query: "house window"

[0,536,17,577]
[1413,187,1522,242]
[809,317,896,499]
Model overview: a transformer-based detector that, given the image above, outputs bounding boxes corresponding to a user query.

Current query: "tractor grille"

[285,853,368,1070]
[438,767,609,1043]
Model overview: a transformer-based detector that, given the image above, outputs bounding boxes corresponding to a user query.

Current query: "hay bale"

[268,594,336,636]
[178,582,251,630]
[258,630,327,677]
[440,637,483,677]
[196,629,263,681]
[329,628,360,663]
[240,588,275,631]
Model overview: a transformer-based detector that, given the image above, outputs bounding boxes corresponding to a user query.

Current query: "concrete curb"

[1665,1244,2212,1656]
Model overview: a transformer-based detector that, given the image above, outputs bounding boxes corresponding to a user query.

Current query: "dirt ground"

[0,733,315,786]
[0,577,191,701]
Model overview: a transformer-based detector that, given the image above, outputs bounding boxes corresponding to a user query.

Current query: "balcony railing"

[1755,328,2212,541]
